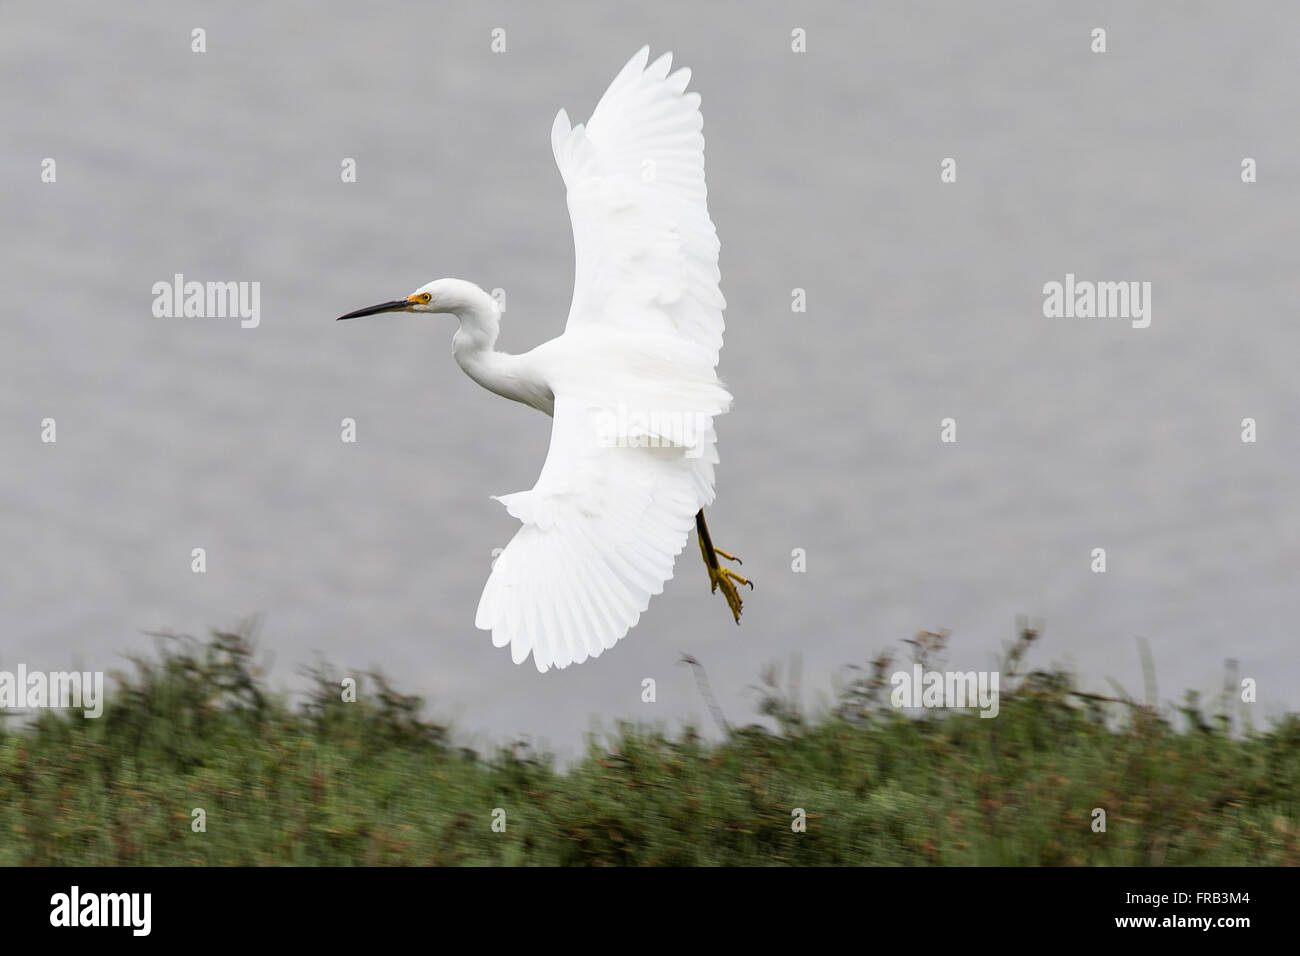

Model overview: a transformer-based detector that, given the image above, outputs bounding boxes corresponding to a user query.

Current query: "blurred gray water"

[3,1,1297,757]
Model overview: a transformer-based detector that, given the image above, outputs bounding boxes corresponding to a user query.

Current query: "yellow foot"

[695,509,753,625]
[707,562,752,624]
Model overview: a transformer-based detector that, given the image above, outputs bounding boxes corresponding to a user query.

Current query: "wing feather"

[475,49,730,671]
[475,398,712,671]
[551,46,725,366]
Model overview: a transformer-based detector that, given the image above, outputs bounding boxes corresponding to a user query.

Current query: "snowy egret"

[337,47,749,672]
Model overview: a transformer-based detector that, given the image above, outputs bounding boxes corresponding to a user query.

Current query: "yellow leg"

[695,510,752,624]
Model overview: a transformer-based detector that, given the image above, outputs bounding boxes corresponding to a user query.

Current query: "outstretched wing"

[476,49,730,672]
[550,46,725,366]
[476,397,720,672]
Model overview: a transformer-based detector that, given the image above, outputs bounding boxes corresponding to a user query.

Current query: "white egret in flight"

[337,47,749,672]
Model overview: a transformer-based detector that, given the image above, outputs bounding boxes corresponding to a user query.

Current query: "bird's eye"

[419,293,432,304]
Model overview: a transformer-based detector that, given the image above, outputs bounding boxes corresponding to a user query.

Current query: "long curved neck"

[450,295,553,415]
[448,289,502,360]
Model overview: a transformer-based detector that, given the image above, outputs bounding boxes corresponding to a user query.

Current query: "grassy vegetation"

[2,625,1296,865]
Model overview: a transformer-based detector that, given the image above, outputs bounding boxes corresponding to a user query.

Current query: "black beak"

[336,299,410,321]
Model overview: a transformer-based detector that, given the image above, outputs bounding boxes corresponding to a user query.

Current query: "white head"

[336,277,498,321]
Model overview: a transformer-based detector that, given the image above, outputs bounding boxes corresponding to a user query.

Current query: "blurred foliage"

[1,623,1296,865]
